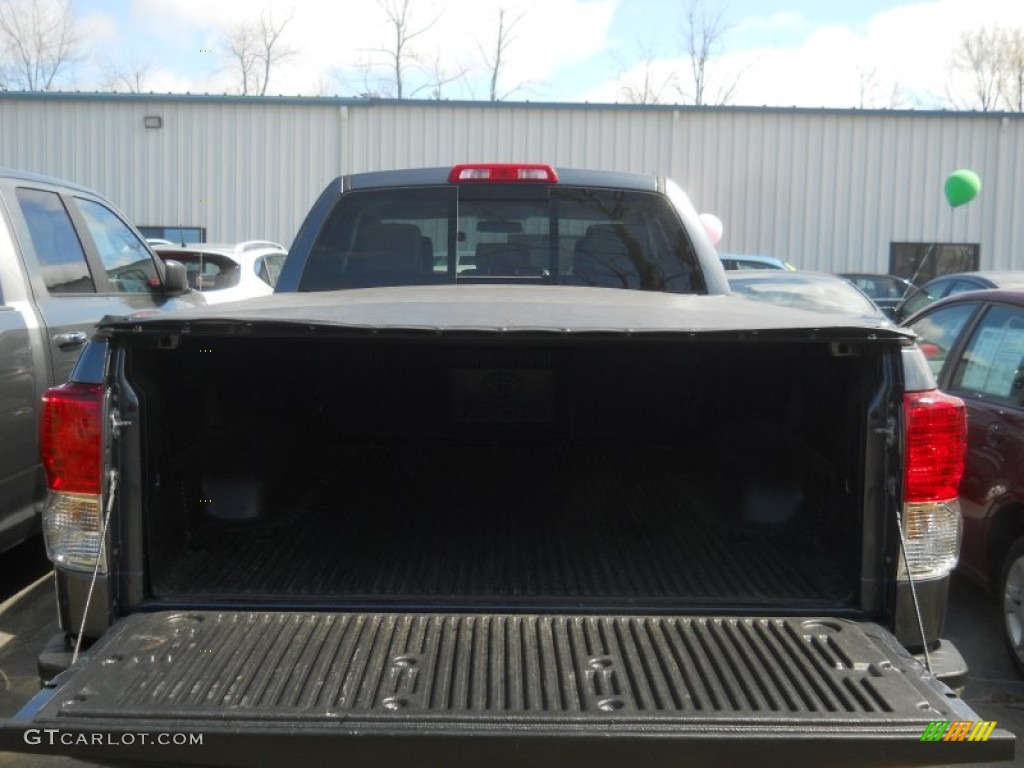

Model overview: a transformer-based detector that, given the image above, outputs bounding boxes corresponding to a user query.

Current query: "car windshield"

[299,185,704,294]
[844,276,909,300]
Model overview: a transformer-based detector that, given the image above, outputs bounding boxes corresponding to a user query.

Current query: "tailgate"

[1,611,1013,767]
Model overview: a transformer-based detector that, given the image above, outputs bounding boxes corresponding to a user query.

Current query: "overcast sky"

[71,0,1024,108]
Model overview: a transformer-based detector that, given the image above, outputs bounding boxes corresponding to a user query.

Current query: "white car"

[154,241,286,304]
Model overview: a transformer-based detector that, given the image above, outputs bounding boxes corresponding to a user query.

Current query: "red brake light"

[904,390,966,503]
[449,163,558,183]
[41,382,103,495]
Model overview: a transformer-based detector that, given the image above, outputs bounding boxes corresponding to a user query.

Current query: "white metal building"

[1,91,1021,277]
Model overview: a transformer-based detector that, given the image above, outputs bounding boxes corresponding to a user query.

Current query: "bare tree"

[373,0,439,99]
[857,65,879,109]
[0,0,81,91]
[480,7,527,101]
[618,39,674,105]
[224,7,295,96]
[947,26,1005,111]
[225,23,258,95]
[99,60,152,93]
[417,52,469,100]
[677,0,740,106]
[619,64,667,105]
[998,27,1024,112]
[328,56,388,99]
[856,64,906,109]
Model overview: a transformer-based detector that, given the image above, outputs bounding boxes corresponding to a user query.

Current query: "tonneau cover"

[99,285,913,337]
[1,611,1011,766]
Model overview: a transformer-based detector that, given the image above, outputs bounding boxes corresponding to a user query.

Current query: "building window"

[138,226,206,244]
[890,242,979,284]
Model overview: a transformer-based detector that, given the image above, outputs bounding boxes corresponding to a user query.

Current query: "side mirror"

[162,259,189,294]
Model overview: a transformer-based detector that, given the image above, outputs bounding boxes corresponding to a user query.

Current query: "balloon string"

[909,206,953,286]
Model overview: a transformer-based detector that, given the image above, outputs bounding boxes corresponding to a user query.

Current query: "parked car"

[719,252,796,271]
[728,270,888,321]
[839,273,913,319]
[903,288,1024,675]
[153,241,286,304]
[0,166,201,552]
[896,271,1024,321]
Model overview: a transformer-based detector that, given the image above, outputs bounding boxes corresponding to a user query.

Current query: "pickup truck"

[0,167,197,554]
[1,164,1014,766]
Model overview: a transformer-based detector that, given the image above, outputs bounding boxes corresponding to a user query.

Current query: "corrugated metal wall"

[1,93,1020,273]
[0,95,340,249]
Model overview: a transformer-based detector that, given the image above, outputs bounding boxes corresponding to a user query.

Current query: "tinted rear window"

[299,185,703,294]
[160,252,239,291]
[16,188,96,294]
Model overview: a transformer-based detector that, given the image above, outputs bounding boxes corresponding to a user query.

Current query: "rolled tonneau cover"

[97,284,913,337]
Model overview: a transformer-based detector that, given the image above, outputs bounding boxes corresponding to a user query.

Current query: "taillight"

[42,382,103,494]
[40,382,107,572]
[904,390,966,503]
[449,163,558,183]
[899,390,966,580]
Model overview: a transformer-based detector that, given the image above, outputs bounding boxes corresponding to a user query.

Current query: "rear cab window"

[162,251,240,291]
[300,184,704,293]
[257,253,285,286]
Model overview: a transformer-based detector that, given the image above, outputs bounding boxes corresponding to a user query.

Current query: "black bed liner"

[2,611,1012,766]
[156,445,849,606]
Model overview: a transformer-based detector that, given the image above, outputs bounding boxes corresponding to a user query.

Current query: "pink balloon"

[700,213,723,246]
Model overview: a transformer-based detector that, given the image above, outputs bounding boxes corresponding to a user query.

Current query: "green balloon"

[944,169,981,208]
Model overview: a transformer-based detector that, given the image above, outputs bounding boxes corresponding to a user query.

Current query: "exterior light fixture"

[143,116,162,129]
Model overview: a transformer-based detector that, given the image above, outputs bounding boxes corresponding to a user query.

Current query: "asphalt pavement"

[0,535,1023,767]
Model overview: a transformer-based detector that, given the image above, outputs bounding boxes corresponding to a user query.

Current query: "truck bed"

[124,330,880,610]
[156,444,845,606]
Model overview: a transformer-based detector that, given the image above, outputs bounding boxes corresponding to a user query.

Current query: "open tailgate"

[1,611,1013,767]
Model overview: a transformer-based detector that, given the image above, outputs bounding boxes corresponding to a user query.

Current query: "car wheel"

[1001,537,1024,675]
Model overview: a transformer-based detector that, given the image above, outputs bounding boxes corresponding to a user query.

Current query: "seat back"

[475,241,538,276]
[345,223,423,286]
[419,236,435,273]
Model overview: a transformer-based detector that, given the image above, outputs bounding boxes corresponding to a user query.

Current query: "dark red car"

[904,289,1024,673]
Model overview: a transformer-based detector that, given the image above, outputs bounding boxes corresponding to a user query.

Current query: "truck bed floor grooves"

[52,612,941,722]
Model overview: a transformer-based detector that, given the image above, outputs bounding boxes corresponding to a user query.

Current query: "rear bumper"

[895,575,949,650]
[915,638,969,696]
[8,611,1013,766]
[35,631,74,684]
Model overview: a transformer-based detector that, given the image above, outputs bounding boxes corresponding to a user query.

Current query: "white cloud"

[589,0,1024,108]
[75,0,1024,105]
[79,9,118,43]
[145,66,230,95]
[127,0,618,98]
[735,11,808,36]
